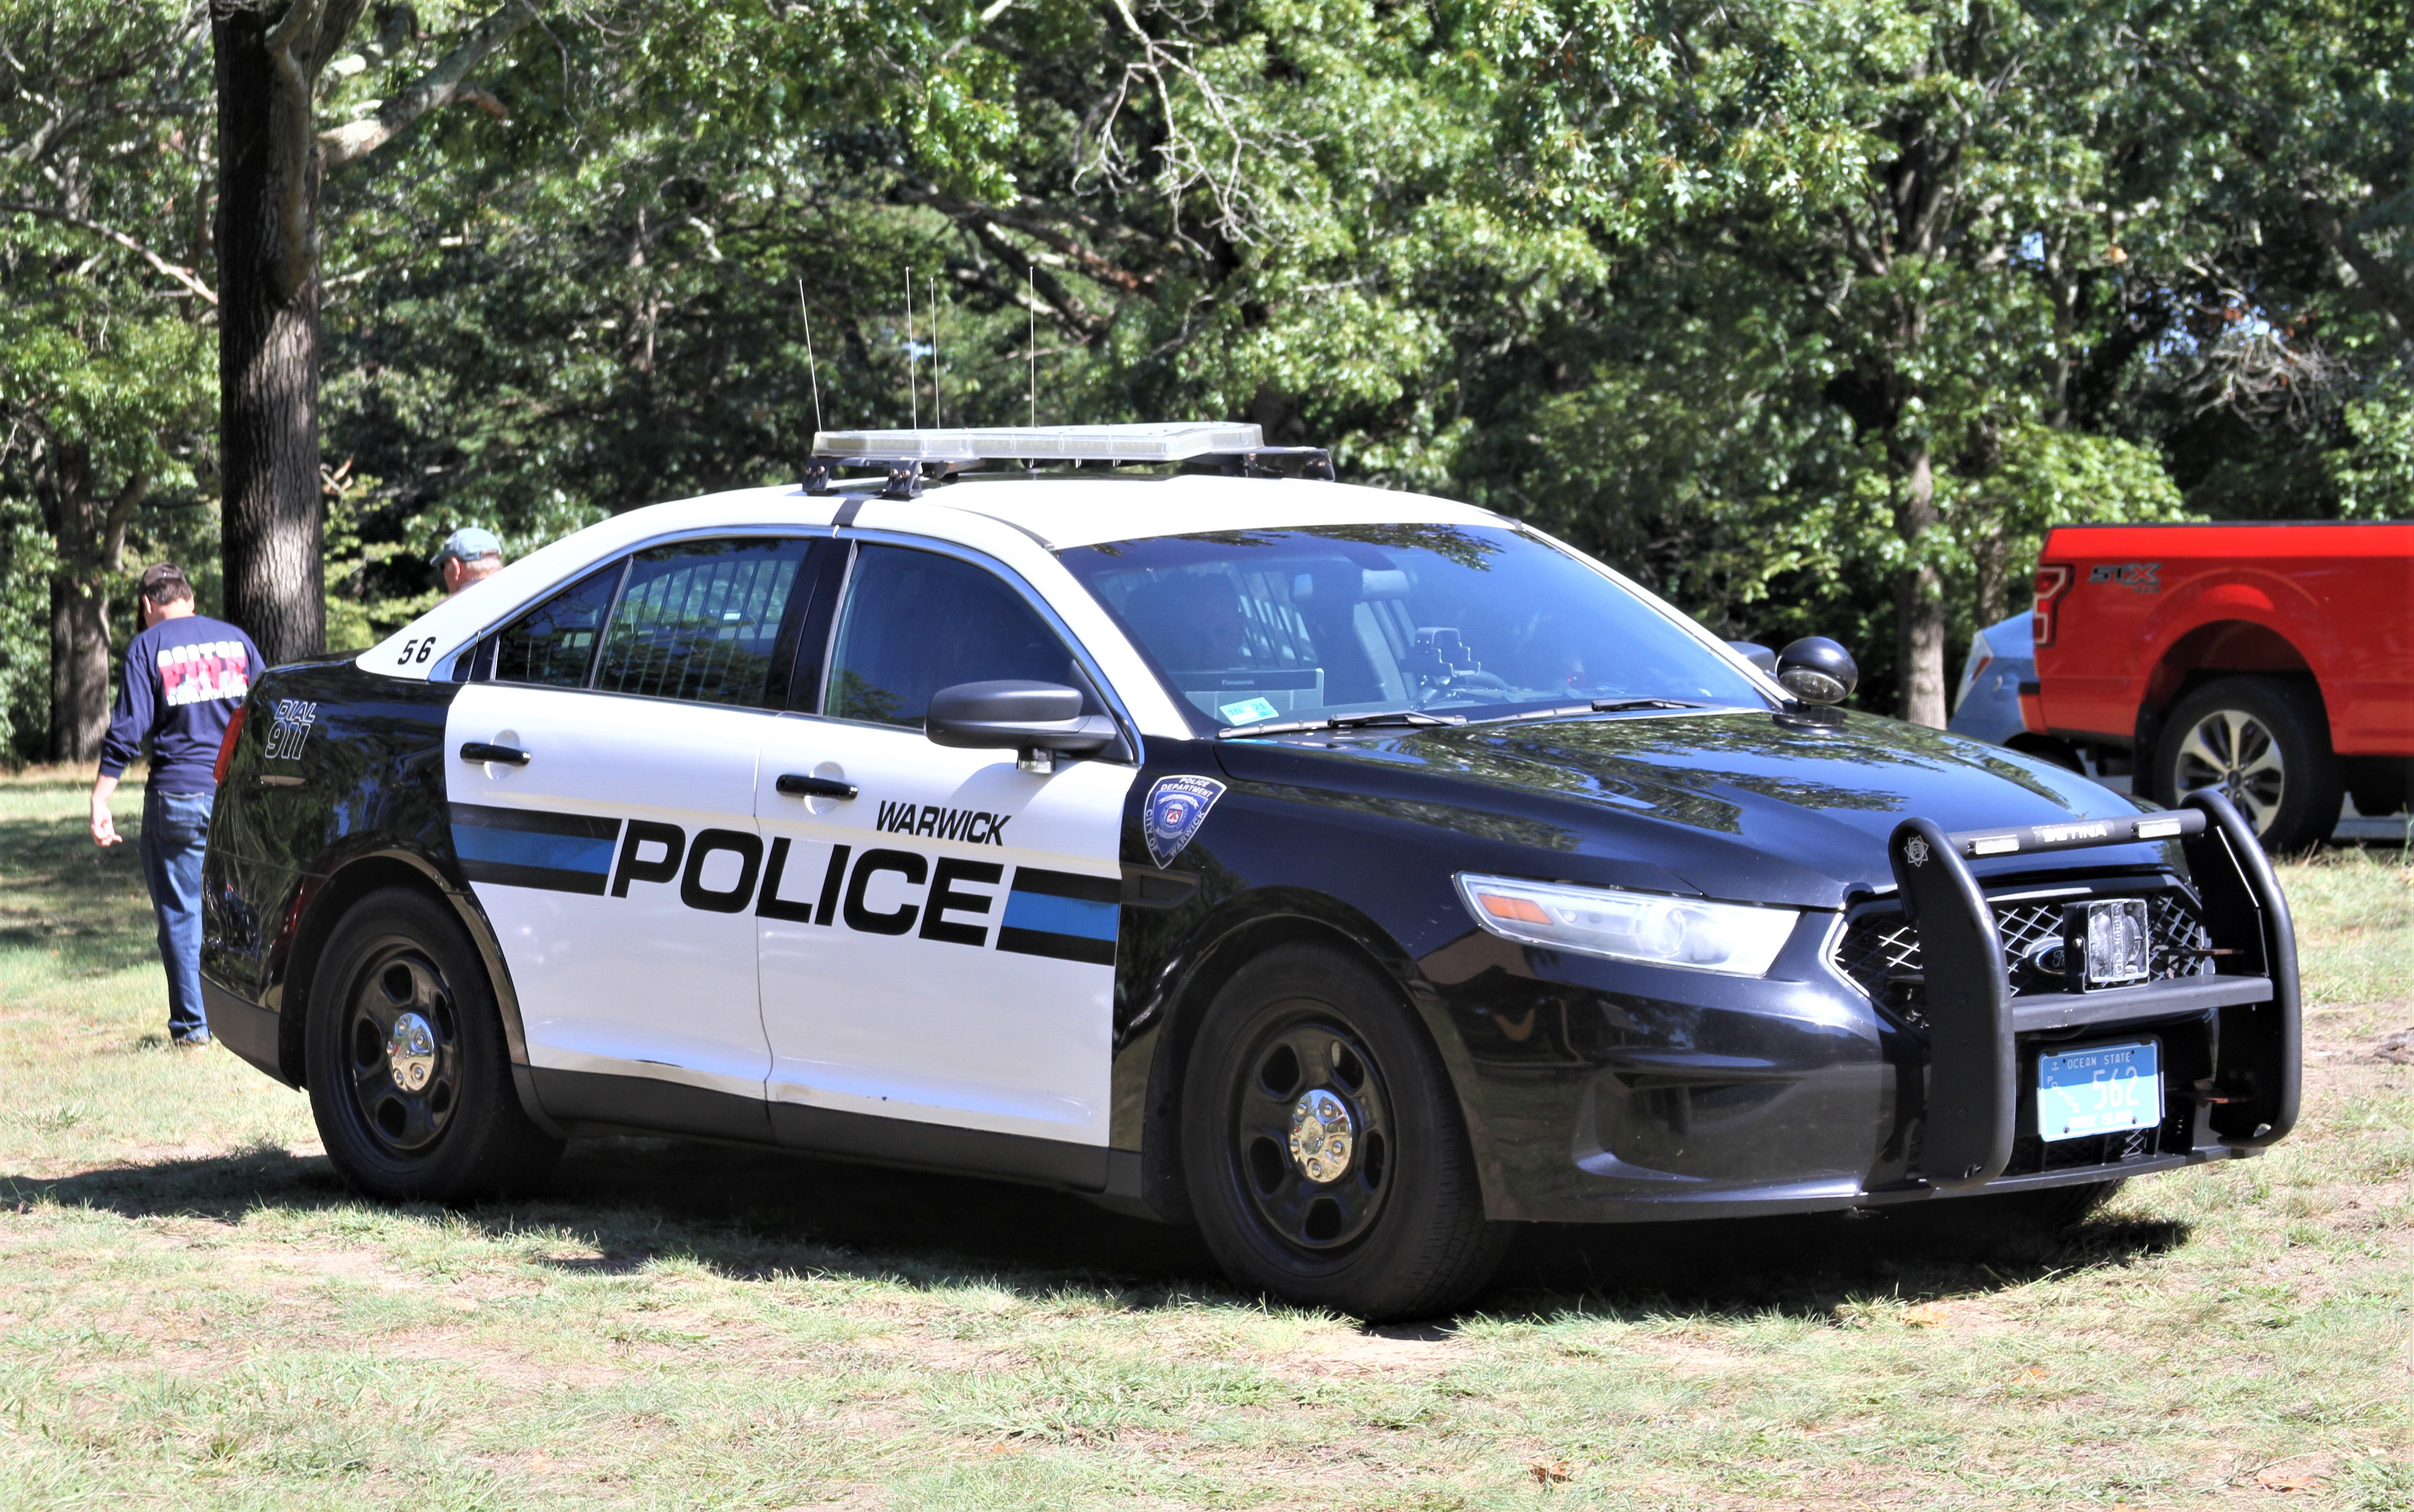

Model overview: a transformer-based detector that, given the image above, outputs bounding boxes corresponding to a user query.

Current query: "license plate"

[2036,1039,2162,1142]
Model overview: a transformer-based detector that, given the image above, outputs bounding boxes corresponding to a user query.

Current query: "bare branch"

[318,0,534,171]
[102,468,150,572]
[0,200,217,304]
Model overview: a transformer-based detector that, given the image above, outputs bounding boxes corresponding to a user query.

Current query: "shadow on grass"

[1,1131,2190,1323]
[0,809,160,980]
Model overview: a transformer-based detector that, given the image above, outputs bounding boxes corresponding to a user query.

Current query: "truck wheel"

[307,886,562,1203]
[1180,943,1509,1321]
[2156,677,2342,852]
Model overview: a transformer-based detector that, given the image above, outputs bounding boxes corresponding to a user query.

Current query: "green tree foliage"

[2,0,2407,760]
[0,1,219,761]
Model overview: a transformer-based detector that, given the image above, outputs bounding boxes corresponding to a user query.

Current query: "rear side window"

[492,561,623,687]
[824,545,1089,728]
[594,538,810,707]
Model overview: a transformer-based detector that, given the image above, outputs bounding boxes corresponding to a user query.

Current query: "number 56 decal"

[396,637,440,666]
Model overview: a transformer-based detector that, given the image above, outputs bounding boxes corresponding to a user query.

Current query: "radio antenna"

[930,273,941,429]
[904,270,917,429]
[797,277,823,437]
[1028,266,1037,430]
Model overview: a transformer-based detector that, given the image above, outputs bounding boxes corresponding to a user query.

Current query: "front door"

[755,542,1136,1150]
[447,537,815,1115]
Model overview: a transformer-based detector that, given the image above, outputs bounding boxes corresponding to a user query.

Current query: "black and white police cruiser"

[201,422,2300,1319]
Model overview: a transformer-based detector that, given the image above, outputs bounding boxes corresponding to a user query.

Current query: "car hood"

[1217,708,2165,908]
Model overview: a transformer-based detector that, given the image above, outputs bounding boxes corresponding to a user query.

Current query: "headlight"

[1454,873,1799,977]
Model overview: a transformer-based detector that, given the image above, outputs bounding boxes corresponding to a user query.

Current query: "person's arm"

[93,635,149,846]
[90,772,122,846]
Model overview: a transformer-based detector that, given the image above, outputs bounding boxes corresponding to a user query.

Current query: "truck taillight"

[213,703,248,786]
[2031,563,2073,648]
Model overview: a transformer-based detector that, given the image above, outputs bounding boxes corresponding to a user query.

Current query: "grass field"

[1,767,2406,1511]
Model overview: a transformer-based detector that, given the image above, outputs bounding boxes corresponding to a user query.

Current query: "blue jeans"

[140,787,214,1043]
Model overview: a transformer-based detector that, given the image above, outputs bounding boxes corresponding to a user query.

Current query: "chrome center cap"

[386,1012,437,1093]
[1288,1088,1356,1184]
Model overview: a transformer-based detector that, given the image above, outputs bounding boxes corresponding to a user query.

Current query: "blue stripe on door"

[995,867,1119,965]
[1000,889,1118,941]
[448,804,622,894]
[451,824,619,876]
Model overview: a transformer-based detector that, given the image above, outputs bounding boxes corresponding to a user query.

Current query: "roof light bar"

[813,422,1264,464]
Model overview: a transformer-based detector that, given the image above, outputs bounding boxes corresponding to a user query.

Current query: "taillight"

[213,703,248,786]
[2031,563,2073,648]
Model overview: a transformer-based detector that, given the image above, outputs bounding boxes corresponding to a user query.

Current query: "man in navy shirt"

[90,563,264,1048]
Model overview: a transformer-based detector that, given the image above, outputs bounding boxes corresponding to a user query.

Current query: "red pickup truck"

[2024,521,2414,850]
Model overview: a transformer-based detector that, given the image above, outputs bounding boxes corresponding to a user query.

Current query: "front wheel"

[1180,944,1509,1321]
[307,886,562,1202]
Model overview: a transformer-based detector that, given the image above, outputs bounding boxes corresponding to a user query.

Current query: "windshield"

[1056,524,1771,733]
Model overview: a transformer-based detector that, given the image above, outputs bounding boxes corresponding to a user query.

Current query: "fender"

[1113,881,1494,1223]
[276,839,563,1138]
[2138,575,2330,701]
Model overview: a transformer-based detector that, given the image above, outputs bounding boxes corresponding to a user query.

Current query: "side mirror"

[1775,637,1858,705]
[1726,640,1778,675]
[926,680,1118,774]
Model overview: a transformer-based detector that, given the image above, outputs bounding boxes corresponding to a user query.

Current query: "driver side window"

[823,545,1092,728]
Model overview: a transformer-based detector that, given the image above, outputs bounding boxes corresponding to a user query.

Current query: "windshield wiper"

[1219,708,1468,739]
[1473,697,1709,725]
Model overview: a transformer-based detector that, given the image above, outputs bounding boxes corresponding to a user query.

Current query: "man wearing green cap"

[436,527,504,597]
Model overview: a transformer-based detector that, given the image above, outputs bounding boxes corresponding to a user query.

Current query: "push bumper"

[1886,788,2298,1192]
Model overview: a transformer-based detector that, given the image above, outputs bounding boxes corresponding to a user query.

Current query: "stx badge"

[1143,775,1226,868]
[2087,561,2160,593]
[1902,835,1930,867]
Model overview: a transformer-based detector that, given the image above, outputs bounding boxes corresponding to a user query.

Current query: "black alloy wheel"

[1230,1017,1395,1253]
[308,886,562,1203]
[1181,943,1509,1321]
[343,945,461,1155]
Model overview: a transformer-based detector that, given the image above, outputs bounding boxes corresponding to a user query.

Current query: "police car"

[200,423,2300,1320]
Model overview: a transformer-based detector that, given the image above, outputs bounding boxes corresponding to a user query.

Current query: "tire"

[307,886,562,1202]
[2155,676,2342,852]
[1180,943,1509,1321]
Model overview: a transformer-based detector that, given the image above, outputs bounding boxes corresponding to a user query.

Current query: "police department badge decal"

[1144,775,1226,868]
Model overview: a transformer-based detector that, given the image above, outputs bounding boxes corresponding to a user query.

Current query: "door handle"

[460,742,530,766]
[776,773,857,800]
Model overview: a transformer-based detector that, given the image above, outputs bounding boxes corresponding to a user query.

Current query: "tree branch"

[2300,194,2414,346]
[0,200,217,304]
[318,0,534,171]
[102,468,150,572]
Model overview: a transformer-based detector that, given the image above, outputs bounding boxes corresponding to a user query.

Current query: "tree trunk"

[213,1,335,666]
[1892,446,1948,728]
[1972,528,2009,633]
[36,443,124,765]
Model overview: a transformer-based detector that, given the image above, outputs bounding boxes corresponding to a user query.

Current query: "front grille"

[1833,886,2214,1028]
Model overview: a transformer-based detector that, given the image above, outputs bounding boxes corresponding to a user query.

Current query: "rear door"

[755,541,1137,1153]
[446,536,817,1122]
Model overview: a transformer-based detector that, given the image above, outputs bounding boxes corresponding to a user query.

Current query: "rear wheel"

[1180,943,1508,1321]
[2156,677,2341,851]
[307,887,561,1202]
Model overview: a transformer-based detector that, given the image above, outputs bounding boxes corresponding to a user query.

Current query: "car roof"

[357,472,1507,685]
